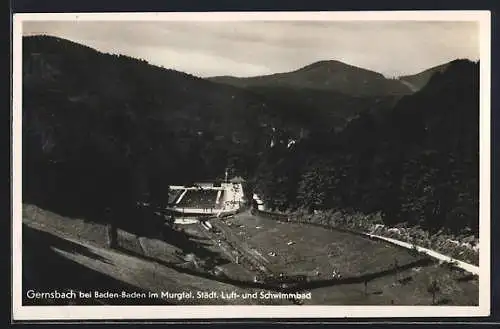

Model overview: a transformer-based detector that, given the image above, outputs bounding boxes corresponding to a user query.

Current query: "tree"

[427,279,441,305]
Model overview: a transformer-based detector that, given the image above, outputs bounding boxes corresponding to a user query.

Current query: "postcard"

[11,10,491,321]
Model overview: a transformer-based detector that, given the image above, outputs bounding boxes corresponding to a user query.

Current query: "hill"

[398,62,452,91]
[252,59,479,236]
[21,35,479,238]
[22,35,302,225]
[209,60,414,132]
[209,60,413,97]
[240,86,402,132]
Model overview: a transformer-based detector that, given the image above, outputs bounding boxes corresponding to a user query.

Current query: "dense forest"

[252,59,479,236]
[22,35,293,221]
[209,60,410,131]
[21,35,479,237]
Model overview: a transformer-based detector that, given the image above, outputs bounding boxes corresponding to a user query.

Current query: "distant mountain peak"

[397,59,477,92]
[299,60,347,69]
[209,59,411,97]
[296,60,381,75]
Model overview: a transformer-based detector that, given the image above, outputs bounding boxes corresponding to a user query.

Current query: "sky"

[22,20,480,78]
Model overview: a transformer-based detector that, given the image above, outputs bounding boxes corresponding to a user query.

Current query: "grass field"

[21,204,479,305]
[224,212,479,305]
[227,212,424,278]
[21,205,290,305]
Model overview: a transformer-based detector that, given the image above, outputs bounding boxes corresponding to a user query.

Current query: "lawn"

[224,212,479,305]
[21,204,479,305]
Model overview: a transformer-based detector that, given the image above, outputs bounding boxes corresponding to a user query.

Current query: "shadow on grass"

[158,225,229,262]
[23,199,237,285]
[455,273,477,282]
[116,210,438,294]
[176,230,211,241]
[114,237,436,294]
[113,245,272,290]
[23,221,438,307]
[282,257,435,293]
[22,201,438,303]
[22,225,172,306]
[24,225,114,266]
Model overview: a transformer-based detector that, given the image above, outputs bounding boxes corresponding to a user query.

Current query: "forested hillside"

[22,35,298,222]
[398,62,452,92]
[252,59,479,236]
[22,35,479,237]
[210,60,412,96]
[210,60,412,131]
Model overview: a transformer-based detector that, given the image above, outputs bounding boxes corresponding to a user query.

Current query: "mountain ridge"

[208,59,414,97]
[22,35,305,219]
[253,58,479,236]
[21,34,479,238]
[398,61,455,91]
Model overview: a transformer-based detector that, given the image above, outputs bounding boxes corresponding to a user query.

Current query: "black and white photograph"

[12,11,491,320]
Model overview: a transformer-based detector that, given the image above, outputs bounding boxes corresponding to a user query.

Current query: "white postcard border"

[11,10,492,320]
